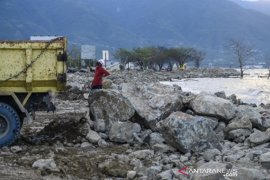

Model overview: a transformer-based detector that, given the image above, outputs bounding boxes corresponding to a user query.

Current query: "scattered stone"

[260,152,270,169]
[152,144,176,153]
[97,139,109,147]
[109,122,141,143]
[214,91,226,99]
[10,146,23,153]
[127,170,136,179]
[80,142,94,148]
[228,94,238,104]
[129,150,154,160]
[98,159,132,178]
[94,119,106,132]
[32,159,59,172]
[145,166,162,178]
[203,148,221,161]
[86,129,101,144]
[144,132,165,146]
[156,170,173,179]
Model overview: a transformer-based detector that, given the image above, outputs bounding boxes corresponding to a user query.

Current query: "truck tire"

[0,103,21,147]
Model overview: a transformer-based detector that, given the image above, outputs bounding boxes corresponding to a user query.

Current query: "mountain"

[1,0,270,65]
[230,0,270,16]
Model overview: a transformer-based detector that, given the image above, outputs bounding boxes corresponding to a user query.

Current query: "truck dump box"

[0,37,67,92]
[0,37,68,147]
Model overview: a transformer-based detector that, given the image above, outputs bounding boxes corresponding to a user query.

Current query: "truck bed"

[0,37,67,92]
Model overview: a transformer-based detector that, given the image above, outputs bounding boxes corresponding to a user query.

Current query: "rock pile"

[84,81,270,179]
[2,69,270,180]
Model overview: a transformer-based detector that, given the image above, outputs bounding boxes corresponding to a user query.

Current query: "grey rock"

[129,150,154,160]
[203,148,221,161]
[98,139,109,147]
[260,152,270,169]
[94,119,106,132]
[225,116,252,132]
[86,129,101,144]
[227,129,252,143]
[80,142,94,148]
[153,144,176,153]
[228,94,238,104]
[122,83,183,129]
[237,106,263,130]
[214,91,226,99]
[157,111,222,153]
[32,159,59,172]
[246,128,270,147]
[130,159,143,168]
[109,121,141,143]
[144,132,165,146]
[98,159,132,178]
[190,93,237,122]
[127,170,136,179]
[180,155,189,162]
[214,122,226,141]
[223,153,245,162]
[10,146,23,153]
[156,170,173,180]
[146,166,162,179]
[89,90,135,130]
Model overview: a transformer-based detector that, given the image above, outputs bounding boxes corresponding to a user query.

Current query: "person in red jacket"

[91,61,110,89]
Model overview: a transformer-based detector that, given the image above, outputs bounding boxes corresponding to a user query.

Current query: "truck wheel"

[0,103,21,147]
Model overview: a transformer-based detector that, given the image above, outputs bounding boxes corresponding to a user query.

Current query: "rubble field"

[1,68,270,180]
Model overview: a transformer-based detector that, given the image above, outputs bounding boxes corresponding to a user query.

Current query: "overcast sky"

[242,0,270,1]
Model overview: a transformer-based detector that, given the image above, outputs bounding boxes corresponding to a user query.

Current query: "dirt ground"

[0,98,135,180]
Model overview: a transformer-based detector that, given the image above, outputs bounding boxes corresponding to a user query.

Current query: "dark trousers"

[91,85,102,90]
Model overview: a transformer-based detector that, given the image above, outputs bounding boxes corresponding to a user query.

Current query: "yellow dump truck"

[0,37,67,147]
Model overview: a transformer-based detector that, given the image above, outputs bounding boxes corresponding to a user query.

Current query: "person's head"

[96,61,102,67]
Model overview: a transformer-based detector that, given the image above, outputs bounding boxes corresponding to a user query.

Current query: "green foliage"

[114,46,205,70]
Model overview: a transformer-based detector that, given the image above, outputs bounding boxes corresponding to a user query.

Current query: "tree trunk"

[240,68,244,79]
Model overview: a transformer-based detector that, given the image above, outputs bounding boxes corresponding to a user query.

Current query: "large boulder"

[246,128,270,147]
[157,111,222,153]
[225,116,252,133]
[236,105,270,130]
[122,82,183,129]
[190,93,237,122]
[88,89,135,131]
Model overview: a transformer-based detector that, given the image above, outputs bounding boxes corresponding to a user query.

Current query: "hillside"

[230,0,270,16]
[1,0,270,65]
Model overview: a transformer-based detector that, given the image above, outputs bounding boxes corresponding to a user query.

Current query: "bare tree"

[190,49,205,68]
[228,39,254,79]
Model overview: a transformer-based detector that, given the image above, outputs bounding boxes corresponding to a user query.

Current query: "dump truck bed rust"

[0,38,67,93]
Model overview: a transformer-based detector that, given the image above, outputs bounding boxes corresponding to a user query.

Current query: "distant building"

[81,45,96,68]
[30,35,62,41]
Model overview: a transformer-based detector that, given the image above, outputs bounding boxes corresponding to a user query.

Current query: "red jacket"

[91,66,110,86]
